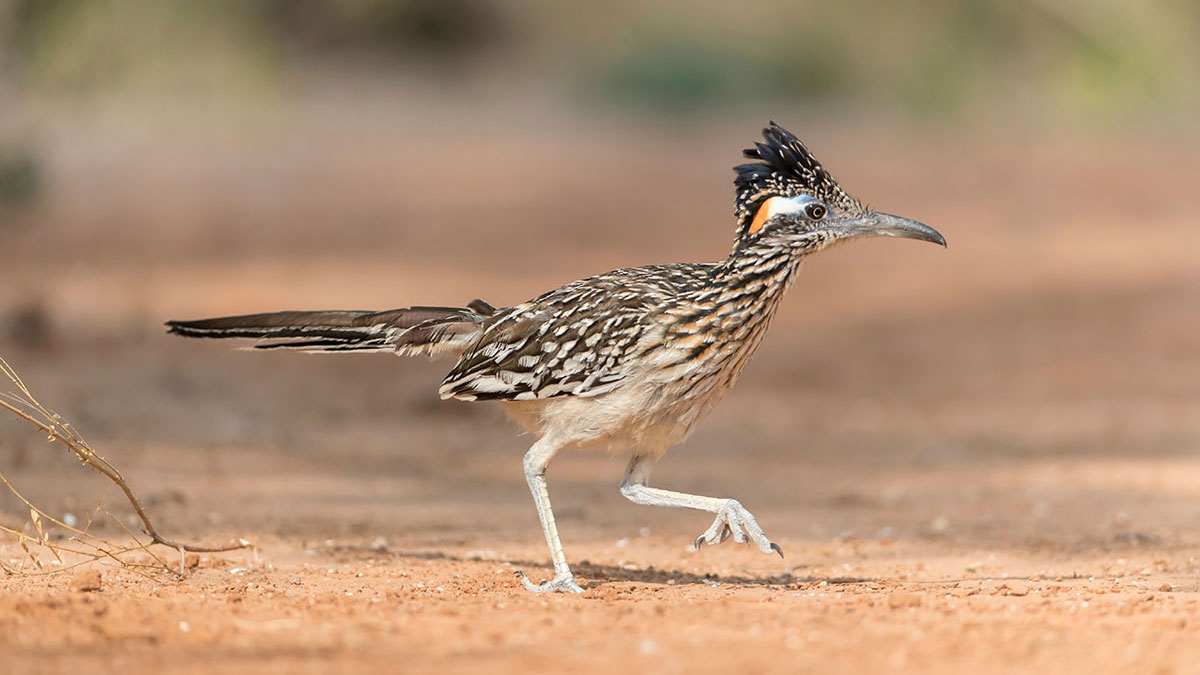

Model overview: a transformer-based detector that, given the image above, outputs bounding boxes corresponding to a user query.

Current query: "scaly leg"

[618,455,783,557]
[518,437,584,593]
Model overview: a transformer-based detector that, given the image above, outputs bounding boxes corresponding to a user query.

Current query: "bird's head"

[732,122,945,254]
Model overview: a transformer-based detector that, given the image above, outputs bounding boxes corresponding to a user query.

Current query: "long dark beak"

[833,212,946,247]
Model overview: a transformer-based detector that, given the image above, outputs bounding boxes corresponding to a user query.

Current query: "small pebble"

[71,568,102,593]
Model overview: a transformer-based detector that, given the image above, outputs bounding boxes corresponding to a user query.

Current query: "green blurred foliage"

[574,27,859,114]
[562,0,1197,120]
[760,28,857,101]
[0,0,1195,121]
[253,0,502,56]
[883,0,1193,119]
[1048,6,1184,118]
[891,2,1022,116]
[578,40,750,113]
[7,0,282,99]
[2,0,502,100]
[0,147,39,211]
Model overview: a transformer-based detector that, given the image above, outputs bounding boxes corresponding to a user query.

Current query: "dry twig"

[0,355,251,576]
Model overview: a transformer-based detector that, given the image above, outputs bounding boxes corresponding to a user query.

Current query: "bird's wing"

[438,264,716,402]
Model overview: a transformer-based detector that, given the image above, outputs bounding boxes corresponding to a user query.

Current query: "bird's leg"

[518,437,584,593]
[619,455,783,558]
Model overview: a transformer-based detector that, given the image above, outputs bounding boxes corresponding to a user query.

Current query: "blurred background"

[0,0,1198,562]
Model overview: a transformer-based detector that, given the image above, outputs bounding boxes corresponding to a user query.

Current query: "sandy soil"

[1,109,1198,674]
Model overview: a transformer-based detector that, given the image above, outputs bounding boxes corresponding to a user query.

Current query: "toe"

[516,570,541,591]
[697,521,727,548]
[726,518,747,544]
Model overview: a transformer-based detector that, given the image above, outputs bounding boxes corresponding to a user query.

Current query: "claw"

[694,500,781,559]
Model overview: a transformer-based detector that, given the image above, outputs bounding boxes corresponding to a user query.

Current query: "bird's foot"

[516,570,585,594]
[694,499,784,558]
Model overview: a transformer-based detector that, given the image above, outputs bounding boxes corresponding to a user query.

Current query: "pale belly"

[498,354,748,458]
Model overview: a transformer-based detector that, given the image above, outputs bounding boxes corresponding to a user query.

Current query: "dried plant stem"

[0,355,251,575]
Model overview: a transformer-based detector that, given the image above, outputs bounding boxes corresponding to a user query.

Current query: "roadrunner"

[168,122,945,593]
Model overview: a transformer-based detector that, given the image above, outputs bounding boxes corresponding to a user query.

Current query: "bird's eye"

[805,203,827,220]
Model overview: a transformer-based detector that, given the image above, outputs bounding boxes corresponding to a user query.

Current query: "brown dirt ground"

[1,107,1199,674]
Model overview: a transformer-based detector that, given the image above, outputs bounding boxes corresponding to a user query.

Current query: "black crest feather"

[732,122,860,238]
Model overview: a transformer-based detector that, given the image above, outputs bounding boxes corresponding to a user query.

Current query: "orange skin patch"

[748,196,780,236]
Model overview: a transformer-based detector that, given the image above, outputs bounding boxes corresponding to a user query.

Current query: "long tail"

[166,299,498,358]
